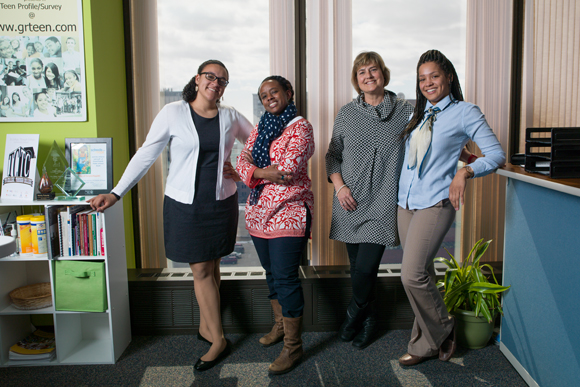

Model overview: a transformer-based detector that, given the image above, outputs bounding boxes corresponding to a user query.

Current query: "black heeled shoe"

[194,339,231,372]
[197,331,212,345]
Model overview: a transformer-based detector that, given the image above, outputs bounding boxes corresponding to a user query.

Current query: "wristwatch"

[464,166,474,179]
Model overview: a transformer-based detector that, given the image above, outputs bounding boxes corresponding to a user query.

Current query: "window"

[157,0,270,269]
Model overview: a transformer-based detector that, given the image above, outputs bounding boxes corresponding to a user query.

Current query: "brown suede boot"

[259,299,284,347]
[268,316,303,375]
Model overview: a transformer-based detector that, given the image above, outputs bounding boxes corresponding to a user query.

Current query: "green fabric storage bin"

[54,260,108,312]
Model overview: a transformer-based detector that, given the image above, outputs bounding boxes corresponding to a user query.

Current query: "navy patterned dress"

[325,90,414,246]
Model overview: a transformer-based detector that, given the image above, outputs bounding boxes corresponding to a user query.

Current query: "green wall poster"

[0,0,86,122]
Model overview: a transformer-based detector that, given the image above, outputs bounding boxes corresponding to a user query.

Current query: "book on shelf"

[9,329,56,361]
[44,205,67,260]
[88,211,94,255]
[99,212,105,256]
[96,212,102,256]
[59,209,69,257]
[68,205,85,256]
[57,210,63,256]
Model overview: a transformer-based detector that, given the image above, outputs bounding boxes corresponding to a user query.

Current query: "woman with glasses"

[397,50,505,366]
[236,75,314,375]
[88,59,253,372]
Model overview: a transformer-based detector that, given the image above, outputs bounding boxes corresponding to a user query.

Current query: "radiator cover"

[128,265,444,335]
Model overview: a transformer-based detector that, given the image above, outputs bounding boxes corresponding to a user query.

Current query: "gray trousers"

[398,199,456,357]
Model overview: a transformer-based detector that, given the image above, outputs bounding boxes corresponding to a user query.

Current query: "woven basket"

[9,283,52,310]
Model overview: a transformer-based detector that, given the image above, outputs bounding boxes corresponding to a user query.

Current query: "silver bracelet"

[335,184,348,196]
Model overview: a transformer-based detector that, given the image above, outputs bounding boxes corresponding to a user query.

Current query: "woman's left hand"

[449,168,471,211]
[223,161,241,182]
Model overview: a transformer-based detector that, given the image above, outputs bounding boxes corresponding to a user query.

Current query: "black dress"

[163,107,239,263]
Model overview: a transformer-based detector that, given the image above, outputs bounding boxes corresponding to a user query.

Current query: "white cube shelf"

[0,198,131,366]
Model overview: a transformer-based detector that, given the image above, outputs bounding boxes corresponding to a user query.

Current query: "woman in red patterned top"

[236,75,314,375]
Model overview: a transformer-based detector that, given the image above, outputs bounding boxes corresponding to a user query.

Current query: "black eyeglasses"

[200,72,229,87]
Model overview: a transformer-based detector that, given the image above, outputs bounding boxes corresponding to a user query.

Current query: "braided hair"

[402,50,464,140]
[257,75,294,103]
[182,59,229,103]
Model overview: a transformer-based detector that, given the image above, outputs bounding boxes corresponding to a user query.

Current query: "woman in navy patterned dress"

[326,51,414,350]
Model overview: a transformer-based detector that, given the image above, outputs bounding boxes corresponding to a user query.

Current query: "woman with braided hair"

[236,75,314,375]
[397,50,505,366]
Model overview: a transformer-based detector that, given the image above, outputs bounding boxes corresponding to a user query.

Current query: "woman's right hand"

[253,164,293,184]
[87,193,118,213]
[241,149,254,165]
[337,186,357,211]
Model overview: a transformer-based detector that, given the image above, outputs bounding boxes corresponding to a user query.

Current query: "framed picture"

[65,138,113,196]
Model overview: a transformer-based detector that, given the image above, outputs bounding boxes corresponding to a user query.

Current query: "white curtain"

[307,0,352,265]
[462,0,512,262]
[269,0,295,85]
[532,0,580,128]
[129,0,166,268]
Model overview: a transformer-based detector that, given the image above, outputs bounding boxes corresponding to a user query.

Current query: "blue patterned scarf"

[249,101,297,205]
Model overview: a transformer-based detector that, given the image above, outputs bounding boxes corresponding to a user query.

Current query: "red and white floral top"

[236,116,314,239]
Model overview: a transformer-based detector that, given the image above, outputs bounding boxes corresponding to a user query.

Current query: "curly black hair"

[402,50,464,140]
[257,75,294,103]
[182,59,229,103]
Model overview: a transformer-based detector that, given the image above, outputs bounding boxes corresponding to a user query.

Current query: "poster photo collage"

[0,35,83,120]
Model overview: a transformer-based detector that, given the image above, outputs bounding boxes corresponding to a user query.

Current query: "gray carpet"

[0,330,526,386]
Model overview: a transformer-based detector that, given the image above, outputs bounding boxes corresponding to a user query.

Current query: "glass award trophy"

[54,168,85,200]
[37,141,68,200]
[42,141,85,201]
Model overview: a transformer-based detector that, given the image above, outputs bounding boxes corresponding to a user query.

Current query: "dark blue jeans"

[251,208,311,318]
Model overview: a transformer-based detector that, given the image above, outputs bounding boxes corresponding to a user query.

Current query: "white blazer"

[112,100,253,204]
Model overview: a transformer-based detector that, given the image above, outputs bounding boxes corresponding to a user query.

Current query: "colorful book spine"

[57,212,63,257]
[88,213,94,256]
[91,213,97,256]
[99,213,105,256]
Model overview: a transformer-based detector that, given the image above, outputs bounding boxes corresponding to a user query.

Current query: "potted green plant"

[435,239,510,349]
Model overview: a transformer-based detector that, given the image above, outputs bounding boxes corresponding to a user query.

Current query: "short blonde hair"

[351,51,390,95]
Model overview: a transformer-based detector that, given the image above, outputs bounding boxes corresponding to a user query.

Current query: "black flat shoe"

[194,340,231,372]
[339,298,365,342]
[352,300,377,350]
[197,331,212,345]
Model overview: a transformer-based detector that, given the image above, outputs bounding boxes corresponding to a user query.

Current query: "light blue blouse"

[398,94,506,210]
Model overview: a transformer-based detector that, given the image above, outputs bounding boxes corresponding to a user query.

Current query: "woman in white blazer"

[89,60,252,371]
